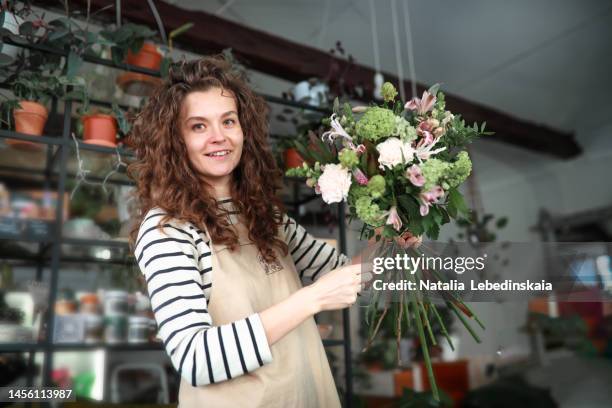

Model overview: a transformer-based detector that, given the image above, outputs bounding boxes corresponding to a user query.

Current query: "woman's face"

[180,87,244,195]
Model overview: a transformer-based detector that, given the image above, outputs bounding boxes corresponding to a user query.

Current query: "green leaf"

[332,97,340,115]
[169,22,194,39]
[427,83,440,96]
[447,189,468,216]
[160,57,171,78]
[496,216,508,229]
[397,194,420,221]
[18,21,34,36]
[48,27,69,42]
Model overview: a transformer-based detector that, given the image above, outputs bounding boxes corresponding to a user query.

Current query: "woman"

[129,55,362,408]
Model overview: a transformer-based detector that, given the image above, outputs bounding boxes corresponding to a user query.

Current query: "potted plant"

[0,1,36,65]
[275,109,327,170]
[3,71,60,140]
[102,22,192,95]
[71,86,122,148]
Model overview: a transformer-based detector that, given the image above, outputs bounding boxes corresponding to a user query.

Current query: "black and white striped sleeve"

[282,214,349,284]
[134,210,273,386]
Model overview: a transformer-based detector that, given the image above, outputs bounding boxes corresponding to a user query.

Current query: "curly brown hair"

[128,55,288,263]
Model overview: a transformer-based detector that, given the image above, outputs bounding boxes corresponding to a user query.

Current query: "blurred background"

[0,0,611,406]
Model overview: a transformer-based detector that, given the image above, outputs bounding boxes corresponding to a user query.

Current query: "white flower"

[317,164,352,204]
[322,114,353,143]
[376,137,415,170]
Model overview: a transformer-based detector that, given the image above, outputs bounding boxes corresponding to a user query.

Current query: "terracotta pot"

[13,101,48,136]
[283,147,304,169]
[126,42,162,70]
[82,114,117,147]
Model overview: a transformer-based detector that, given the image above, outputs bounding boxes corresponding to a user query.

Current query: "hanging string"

[390,0,406,102]
[317,0,331,48]
[216,0,237,16]
[115,0,122,26]
[368,0,384,99]
[146,0,167,44]
[368,0,381,73]
[401,0,417,99]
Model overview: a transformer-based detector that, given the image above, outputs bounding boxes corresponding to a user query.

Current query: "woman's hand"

[260,263,368,345]
[308,263,363,313]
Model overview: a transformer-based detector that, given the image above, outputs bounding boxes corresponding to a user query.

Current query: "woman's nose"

[208,124,227,143]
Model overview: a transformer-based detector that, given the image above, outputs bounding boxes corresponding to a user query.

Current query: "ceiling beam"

[48,0,581,158]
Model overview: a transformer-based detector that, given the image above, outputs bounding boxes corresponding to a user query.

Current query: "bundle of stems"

[362,241,485,401]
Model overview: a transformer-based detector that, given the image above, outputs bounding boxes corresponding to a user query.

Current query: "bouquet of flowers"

[287,82,490,400]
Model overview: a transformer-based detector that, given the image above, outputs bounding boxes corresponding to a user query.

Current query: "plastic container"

[79,293,99,314]
[128,316,151,343]
[104,315,127,344]
[104,290,128,316]
[83,314,104,344]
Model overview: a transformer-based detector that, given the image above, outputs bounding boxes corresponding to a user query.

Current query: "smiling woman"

[181,89,244,197]
[126,56,362,408]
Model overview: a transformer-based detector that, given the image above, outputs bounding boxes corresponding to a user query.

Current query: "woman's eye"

[223,118,236,127]
[192,123,206,131]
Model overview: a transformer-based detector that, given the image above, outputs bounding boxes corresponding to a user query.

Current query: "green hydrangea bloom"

[355,196,385,226]
[348,185,369,203]
[285,162,310,178]
[381,82,398,102]
[367,175,386,198]
[421,158,450,191]
[395,116,417,142]
[338,148,359,169]
[446,151,472,188]
[355,107,396,142]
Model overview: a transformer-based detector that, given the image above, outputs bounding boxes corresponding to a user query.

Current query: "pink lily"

[353,168,369,185]
[386,206,402,232]
[415,136,446,162]
[406,164,425,187]
[416,119,440,145]
[419,186,445,216]
[404,90,437,115]
[322,114,353,144]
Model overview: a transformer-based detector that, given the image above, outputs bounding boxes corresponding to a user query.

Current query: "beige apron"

[178,219,341,408]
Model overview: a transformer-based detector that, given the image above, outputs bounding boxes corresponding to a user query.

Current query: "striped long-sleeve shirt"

[134,206,349,387]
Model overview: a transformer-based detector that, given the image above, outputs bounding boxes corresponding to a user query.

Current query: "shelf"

[0,340,342,353]
[2,39,333,116]
[0,133,135,188]
[62,237,130,248]
[0,342,163,352]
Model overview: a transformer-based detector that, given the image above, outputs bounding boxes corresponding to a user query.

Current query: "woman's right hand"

[308,263,363,312]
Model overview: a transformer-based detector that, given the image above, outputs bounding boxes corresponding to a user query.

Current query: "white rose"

[376,137,415,170]
[317,163,352,204]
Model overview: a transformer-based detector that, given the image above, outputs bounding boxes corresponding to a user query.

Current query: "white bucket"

[0,11,23,65]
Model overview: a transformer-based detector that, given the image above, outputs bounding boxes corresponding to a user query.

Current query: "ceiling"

[166,0,612,144]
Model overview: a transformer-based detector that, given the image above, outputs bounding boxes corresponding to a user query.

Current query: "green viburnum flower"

[355,196,385,226]
[446,151,472,188]
[421,158,450,191]
[395,116,417,142]
[338,148,359,169]
[367,174,386,198]
[348,185,369,203]
[355,107,396,142]
[381,82,398,103]
[285,162,310,178]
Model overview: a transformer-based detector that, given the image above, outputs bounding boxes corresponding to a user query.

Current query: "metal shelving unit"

[0,37,352,406]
